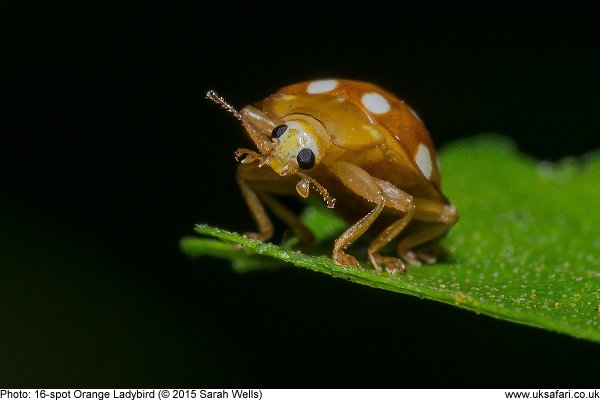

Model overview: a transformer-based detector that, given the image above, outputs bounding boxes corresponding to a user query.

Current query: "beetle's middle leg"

[331,162,414,272]
[395,198,458,265]
[366,179,416,273]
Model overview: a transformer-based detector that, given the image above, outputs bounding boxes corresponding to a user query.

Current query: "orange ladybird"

[207,79,458,273]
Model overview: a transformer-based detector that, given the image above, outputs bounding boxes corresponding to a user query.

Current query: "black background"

[2,4,600,387]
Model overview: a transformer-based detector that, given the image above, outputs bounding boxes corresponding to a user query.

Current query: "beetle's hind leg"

[396,224,452,265]
[396,199,458,265]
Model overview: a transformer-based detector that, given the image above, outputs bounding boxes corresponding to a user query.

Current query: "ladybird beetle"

[207,79,458,273]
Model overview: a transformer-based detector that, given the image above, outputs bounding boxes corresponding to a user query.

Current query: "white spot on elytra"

[361,92,391,114]
[415,143,433,179]
[306,79,338,94]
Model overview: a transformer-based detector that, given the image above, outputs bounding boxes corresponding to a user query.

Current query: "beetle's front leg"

[236,163,315,248]
[236,165,274,242]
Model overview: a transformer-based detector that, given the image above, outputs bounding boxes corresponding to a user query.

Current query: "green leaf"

[181,134,600,343]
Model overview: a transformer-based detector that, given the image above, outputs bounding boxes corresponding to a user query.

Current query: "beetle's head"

[206,90,335,208]
[264,118,328,172]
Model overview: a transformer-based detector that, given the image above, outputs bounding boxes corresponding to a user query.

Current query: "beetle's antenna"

[295,172,336,209]
[206,90,273,154]
[206,90,245,122]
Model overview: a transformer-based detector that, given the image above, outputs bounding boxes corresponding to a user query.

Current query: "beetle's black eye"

[297,148,315,170]
[271,124,287,139]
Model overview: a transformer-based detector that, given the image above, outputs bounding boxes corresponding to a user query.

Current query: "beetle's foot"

[369,253,407,274]
[243,231,272,242]
[333,251,360,268]
[399,251,422,266]
[281,230,315,252]
[415,250,438,264]
[401,245,443,265]
[399,245,443,265]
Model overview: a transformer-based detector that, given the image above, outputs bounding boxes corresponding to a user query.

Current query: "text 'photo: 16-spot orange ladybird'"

[207,79,458,273]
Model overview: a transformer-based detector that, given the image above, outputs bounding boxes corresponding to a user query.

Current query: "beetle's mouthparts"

[234,148,264,164]
[295,172,336,209]
[296,179,310,198]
